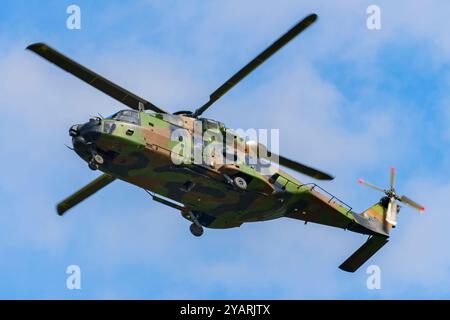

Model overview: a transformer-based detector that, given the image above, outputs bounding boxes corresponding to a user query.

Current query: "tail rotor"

[358,166,424,227]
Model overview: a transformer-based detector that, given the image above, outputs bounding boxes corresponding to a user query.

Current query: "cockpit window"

[108,110,140,125]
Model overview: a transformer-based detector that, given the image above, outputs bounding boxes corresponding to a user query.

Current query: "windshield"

[106,110,140,125]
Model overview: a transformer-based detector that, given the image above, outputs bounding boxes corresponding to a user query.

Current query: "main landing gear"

[188,212,204,237]
[190,223,204,237]
[88,153,104,171]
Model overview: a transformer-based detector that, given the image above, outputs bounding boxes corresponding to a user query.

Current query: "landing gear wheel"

[233,176,247,190]
[190,223,204,237]
[88,153,104,170]
[88,161,98,171]
[93,154,104,165]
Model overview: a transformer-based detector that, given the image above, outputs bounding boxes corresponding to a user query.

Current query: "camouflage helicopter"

[28,13,424,272]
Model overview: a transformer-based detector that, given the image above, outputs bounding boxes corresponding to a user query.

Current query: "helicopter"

[27,13,424,272]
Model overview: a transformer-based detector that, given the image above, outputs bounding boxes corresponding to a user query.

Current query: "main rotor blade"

[56,174,116,216]
[277,154,333,180]
[400,195,425,213]
[358,179,385,193]
[27,43,167,114]
[192,13,318,117]
[390,166,396,190]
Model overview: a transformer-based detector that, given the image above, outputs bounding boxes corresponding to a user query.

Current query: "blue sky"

[0,0,449,299]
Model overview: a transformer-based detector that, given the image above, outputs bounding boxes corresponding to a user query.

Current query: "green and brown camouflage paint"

[74,110,389,235]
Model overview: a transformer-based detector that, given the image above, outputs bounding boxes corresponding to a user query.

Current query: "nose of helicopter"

[69,117,102,153]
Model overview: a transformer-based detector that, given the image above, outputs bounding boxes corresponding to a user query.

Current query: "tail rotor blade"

[358,179,385,193]
[359,168,425,227]
[390,166,396,189]
[400,195,425,213]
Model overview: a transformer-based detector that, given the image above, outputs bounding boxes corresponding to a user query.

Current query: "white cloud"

[1,0,450,298]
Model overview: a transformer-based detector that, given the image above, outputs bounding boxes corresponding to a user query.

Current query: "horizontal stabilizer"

[57,174,116,215]
[339,235,388,272]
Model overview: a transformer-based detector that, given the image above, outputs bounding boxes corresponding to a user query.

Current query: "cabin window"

[268,173,280,184]
[163,114,184,127]
[201,118,224,131]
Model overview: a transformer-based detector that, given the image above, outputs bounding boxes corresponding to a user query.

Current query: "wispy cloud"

[0,0,449,298]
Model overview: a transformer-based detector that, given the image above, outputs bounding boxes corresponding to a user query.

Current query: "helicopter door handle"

[126,129,134,136]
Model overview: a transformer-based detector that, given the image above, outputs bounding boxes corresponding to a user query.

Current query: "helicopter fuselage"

[69,110,358,230]
[26,12,408,271]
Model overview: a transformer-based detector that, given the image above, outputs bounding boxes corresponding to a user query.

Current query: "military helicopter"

[27,13,424,272]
